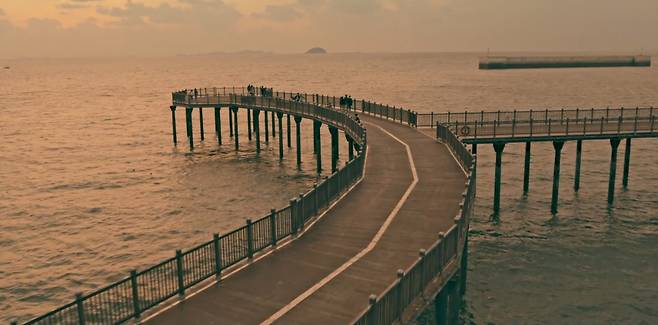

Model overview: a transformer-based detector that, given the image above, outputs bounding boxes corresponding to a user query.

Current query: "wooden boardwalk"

[144,115,466,324]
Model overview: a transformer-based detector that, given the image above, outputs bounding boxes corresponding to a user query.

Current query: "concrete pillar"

[346,135,354,161]
[608,138,621,205]
[199,107,205,141]
[329,126,339,173]
[314,121,322,174]
[447,277,460,325]
[313,120,318,154]
[551,141,564,214]
[459,234,469,297]
[623,138,631,188]
[247,108,252,141]
[472,144,478,187]
[287,115,292,148]
[232,106,239,150]
[170,106,177,144]
[523,142,531,195]
[277,112,284,160]
[434,285,449,325]
[254,110,261,154]
[493,143,505,216]
[574,140,582,192]
[185,107,193,149]
[214,107,222,145]
[264,111,269,143]
[295,116,302,167]
[271,111,276,137]
[228,106,233,137]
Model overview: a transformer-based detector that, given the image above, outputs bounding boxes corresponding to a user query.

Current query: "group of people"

[340,95,354,109]
[291,93,305,102]
[247,84,274,97]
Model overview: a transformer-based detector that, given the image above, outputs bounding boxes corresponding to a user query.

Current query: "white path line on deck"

[140,148,370,324]
[260,121,419,325]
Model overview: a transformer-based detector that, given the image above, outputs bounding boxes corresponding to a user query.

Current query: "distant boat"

[3,66,9,69]
[305,47,327,54]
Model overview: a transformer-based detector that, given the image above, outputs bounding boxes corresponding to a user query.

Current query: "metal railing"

[351,127,475,325]
[17,91,367,325]
[418,107,658,141]
[172,87,418,128]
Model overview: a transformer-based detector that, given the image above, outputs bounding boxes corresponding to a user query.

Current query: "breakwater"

[479,55,651,69]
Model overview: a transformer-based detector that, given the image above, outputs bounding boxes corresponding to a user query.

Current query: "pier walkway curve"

[144,113,466,325]
[17,88,475,325]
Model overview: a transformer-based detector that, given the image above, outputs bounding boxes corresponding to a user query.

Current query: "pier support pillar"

[346,135,354,161]
[264,110,269,143]
[551,141,564,214]
[447,277,461,325]
[493,143,505,216]
[199,107,205,141]
[622,138,631,188]
[608,138,621,205]
[254,109,261,154]
[434,285,449,325]
[314,121,322,174]
[228,106,233,137]
[247,108,252,141]
[271,111,276,138]
[472,144,477,187]
[329,126,339,173]
[287,115,292,148]
[295,116,302,167]
[214,107,222,145]
[231,106,239,151]
[523,142,531,195]
[170,106,177,144]
[574,140,582,192]
[277,112,284,160]
[313,120,319,154]
[459,234,469,296]
[185,107,193,149]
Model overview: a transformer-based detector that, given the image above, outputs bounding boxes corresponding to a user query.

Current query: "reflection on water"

[1,53,657,323]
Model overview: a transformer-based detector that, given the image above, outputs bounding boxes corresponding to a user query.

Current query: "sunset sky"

[1,0,657,58]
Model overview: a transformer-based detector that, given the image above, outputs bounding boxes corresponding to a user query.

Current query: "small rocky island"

[305,47,327,54]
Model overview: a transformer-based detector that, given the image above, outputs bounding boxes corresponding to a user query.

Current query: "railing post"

[270,209,278,246]
[130,269,141,319]
[246,219,254,259]
[298,193,305,230]
[313,183,319,215]
[290,198,298,235]
[396,269,405,320]
[213,233,222,279]
[367,294,378,324]
[75,293,86,325]
[418,249,427,287]
[176,250,185,298]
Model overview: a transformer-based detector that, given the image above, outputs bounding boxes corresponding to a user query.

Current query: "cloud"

[0,8,5,17]
[253,5,302,22]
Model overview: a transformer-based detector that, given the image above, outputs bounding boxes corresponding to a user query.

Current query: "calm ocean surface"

[1,53,657,323]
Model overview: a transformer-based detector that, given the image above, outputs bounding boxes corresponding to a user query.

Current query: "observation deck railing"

[18,90,368,325]
[351,125,475,325]
[172,86,418,128]
[417,107,658,141]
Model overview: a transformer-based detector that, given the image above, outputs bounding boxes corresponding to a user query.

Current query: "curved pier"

[17,89,472,325]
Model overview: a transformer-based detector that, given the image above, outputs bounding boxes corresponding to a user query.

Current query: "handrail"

[172,87,419,128]
[417,107,657,141]
[351,125,475,325]
[18,90,370,325]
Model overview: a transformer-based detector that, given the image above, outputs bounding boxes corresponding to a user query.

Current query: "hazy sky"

[1,0,657,58]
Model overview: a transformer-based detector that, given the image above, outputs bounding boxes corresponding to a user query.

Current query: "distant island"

[305,47,327,54]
